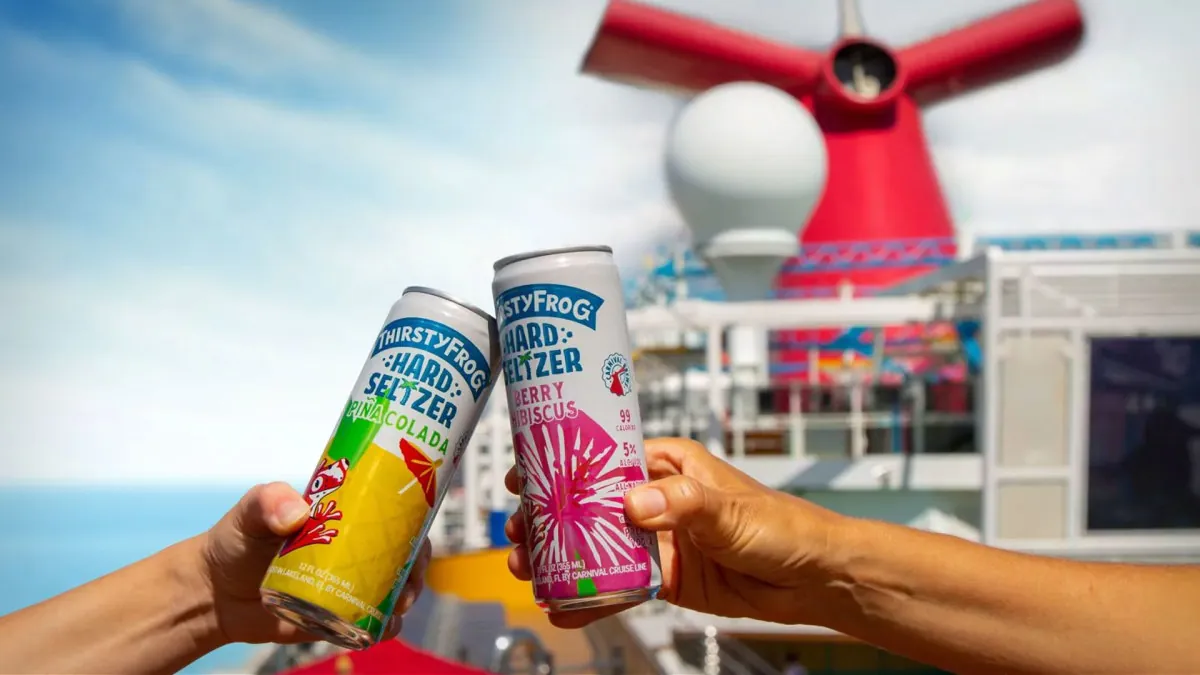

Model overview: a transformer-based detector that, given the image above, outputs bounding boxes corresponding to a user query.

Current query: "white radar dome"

[665,81,828,301]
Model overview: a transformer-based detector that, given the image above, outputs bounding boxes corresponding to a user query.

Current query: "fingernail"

[627,487,667,519]
[275,498,309,529]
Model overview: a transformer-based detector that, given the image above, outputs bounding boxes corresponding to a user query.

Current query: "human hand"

[504,438,845,628]
[187,482,431,646]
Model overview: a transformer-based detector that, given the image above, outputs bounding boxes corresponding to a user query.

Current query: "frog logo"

[601,353,632,397]
[279,457,349,556]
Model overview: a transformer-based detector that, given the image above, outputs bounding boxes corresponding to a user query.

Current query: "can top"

[402,286,496,324]
[492,245,614,272]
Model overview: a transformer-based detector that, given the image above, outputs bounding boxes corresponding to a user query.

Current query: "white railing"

[431,370,980,551]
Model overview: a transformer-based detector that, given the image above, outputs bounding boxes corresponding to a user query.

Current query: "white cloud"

[111,0,397,90]
[1,258,365,485]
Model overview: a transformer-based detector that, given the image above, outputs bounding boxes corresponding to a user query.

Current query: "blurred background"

[2,0,1199,673]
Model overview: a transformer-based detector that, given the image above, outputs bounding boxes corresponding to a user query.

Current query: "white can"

[492,245,663,612]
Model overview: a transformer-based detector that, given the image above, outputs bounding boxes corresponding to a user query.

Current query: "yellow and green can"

[260,286,500,650]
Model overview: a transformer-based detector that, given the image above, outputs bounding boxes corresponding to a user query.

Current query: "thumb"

[226,482,310,544]
[201,482,312,594]
[625,475,746,551]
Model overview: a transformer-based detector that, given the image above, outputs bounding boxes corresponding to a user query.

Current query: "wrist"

[808,508,859,585]
[804,515,913,638]
[166,534,229,656]
[781,499,866,628]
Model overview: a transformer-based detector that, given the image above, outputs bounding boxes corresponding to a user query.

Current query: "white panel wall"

[980,248,1200,561]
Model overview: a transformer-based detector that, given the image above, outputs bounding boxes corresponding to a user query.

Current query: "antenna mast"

[837,0,866,38]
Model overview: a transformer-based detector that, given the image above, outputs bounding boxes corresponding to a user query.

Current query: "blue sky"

[1,0,1196,484]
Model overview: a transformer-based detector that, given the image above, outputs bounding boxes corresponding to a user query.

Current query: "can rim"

[492,245,614,272]
[402,286,496,324]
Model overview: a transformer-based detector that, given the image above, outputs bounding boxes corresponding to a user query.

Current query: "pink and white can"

[492,245,663,612]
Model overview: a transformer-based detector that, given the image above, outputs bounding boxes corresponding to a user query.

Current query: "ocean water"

[1,486,268,674]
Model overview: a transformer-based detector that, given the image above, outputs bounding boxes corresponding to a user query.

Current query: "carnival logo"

[601,353,632,396]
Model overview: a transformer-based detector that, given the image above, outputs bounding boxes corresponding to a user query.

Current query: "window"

[1086,337,1200,531]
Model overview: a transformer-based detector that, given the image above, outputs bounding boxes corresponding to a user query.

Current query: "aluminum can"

[261,286,500,649]
[492,245,663,612]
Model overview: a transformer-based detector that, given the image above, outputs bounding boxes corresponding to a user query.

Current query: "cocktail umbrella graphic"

[396,438,442,508]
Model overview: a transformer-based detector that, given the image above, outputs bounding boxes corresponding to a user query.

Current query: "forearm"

[0,535,225,675]
[815,517,1200,675]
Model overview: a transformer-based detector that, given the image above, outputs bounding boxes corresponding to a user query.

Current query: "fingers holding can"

[504,508,527,545]
[504,465,522,495]
[505,508,532,582]
[507,544,533,582]
[395,539,432,618]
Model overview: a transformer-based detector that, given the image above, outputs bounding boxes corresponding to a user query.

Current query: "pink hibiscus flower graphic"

[515,412,653,598]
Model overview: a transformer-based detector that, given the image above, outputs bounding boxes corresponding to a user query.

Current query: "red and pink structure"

[582,0,1085,383]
